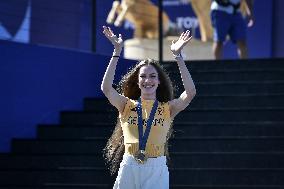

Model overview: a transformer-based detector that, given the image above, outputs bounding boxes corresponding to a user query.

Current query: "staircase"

[0,59,284,189]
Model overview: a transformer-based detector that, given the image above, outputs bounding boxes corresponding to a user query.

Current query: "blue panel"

[0,40,136,152]
[272,0,284,58]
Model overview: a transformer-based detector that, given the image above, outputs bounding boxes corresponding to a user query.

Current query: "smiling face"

[138,65,160,99]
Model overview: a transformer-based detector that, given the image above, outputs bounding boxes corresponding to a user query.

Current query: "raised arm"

[169,30,196,119]
[101,26,127,113]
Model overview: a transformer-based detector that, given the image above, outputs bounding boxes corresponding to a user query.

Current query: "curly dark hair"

[103,59,174,175]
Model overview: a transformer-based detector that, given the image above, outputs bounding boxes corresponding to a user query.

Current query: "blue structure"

[0,41,135,152]
[0,0,283,152]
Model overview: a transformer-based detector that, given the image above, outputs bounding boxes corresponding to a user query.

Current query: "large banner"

[0,0,273,59]
[96,0,272,59]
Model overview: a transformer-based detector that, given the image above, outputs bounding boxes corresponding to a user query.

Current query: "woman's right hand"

[103,26,123,51]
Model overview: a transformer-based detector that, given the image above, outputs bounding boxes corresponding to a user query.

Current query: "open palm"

[103,26,123,50]
[171,30,192,55]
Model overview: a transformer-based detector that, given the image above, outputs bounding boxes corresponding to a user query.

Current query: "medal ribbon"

[137,98,158,151]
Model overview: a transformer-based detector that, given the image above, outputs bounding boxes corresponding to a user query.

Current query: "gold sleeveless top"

[119,98,172,157]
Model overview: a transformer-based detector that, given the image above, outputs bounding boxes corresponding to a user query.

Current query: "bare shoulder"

[169,92,194,119]
[105,88,128,113]
[169,98,181,119]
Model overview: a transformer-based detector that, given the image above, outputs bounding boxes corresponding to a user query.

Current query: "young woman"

[101,26,196,189]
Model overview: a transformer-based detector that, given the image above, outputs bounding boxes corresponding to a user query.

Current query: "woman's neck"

[140,93,156,100]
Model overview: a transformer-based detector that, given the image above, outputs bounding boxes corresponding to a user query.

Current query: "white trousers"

[113,153,169,189]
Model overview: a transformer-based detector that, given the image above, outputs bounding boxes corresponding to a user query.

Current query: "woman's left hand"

[170,30,192,56]
[103,26,123,51]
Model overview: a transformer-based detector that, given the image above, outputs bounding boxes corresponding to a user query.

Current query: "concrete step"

[11,137,284,154]
[37,123,284,139]
[0,152,283,170]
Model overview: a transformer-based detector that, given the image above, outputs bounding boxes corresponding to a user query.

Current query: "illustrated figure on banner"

[106,0,173,39]
[106,0,213,41]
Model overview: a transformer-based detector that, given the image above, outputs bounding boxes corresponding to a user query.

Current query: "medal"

[134,150,148,164]
[135,98,158,164]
